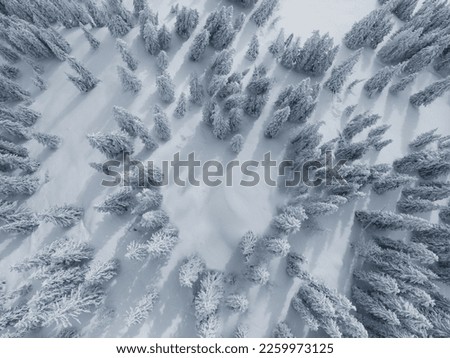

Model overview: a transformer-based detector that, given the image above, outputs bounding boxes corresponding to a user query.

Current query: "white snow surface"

[0,0,449,337]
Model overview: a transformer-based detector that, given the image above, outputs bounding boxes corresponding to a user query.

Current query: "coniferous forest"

[0,0,449,338]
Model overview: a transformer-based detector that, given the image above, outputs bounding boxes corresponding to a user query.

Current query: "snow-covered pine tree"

[179,254,205,288]
[409,77,450,107]
[212,110,230,140]
[196,313,221,338]
[286,252,307,277]
[272,206,307,234]
[0,138,29,157]
[189,29,210,62]
[377,27,423,65]
[211,49,234,76]
[157,24,171,52]
[156,50,168,72]
[244,65,272,118]
[108,14,131,37]
[153,105,171,141]
[402,44,443,75]
[402,181,450,201]
[364,65,399,98]
[87,132,134,158]
[32,72,48,91]
[81,26,100,50]
[156,71,175,103]
[85,0,108,27]
[324,50,362,94]
[342,112,380,141]
[245,35,259,61]
[95,188,134,215]
[229,0,258,8]
[228,107,243,132]
[147,225,179,258]
[273,322,294,338]
[439,206,450,225]
[264,106,290,138]
[239,231,258,262]
[175,6,199,40]
[234,12,246,31]
[389,73,417,94]
[0,64,20,80]
[251,0,279,27]
[0,75,31,102]
[392,0,419,21]
[194,270,224,320]
[202,99,220,126]
[269,28,285,58]
[244,264,270,285]
[41,204,84,228]
[174,93,187,119]
[0,174,40,197]
[115,39,138,71]
[84,258,120,287]
[0,120,31,140]
[264,235,290,257]
[117,65,141,93]
[344,6,393,50]
[372,173,414,194]
[225,294,249,313]
[207,75,227,96]
[294,31,339,76]
[66,57,99,93]
[125,287,158,327]
[142,21,160,55]
[397,196,440,214]
[132,0,146,17]
[234,323,249,338]
[131,189,163,215]
[32,132,62,150]
[434,45,450,74]
[409,129,441,150]
[113,106,144,138]
[230,134,244,153]
[0,154,39,173]
[0,43,20,64]
[354,210,430,231]
[204,6,236,50]
[189,72,205,105]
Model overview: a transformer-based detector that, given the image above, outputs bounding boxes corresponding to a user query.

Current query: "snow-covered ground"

[1,0,449,337]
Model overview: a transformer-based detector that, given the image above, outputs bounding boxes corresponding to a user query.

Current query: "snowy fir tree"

[402,44,443,75]
[225,294,249,313]
[0,75,31,102]
[245,35,259,61]
[389,73,417,94]
[0,120,32,140]
[189,29,210,62]
[364,65,399,97]
[95,188,135,215]
[131,189,163,215]
[156,50,168,72]
[439,206,450,225]
[207,75,227,96]
[402,181,450,201]
[434,45,450,74]
[87,132,134,159]
[344,7,393,50]
[81,26,100,50]
[211,49,234,76]
[32,73,48,91]
[194,270,224,321]
[409,129,441,150]
[244,66,272,118]
[324,50,362,94]
[142,22,160,55]
[108,14,131,38]
[0,43,20,64]
[153,105,171,141]
[251,0,280,27]
[286,252,307,277]
[234,323,249,338]
[273,322,294,338]
[392,0,419,21]
[0,154,39,174]
[230,134,244,154]
[189,72,205,105]
[410,77,450,107]
[179,254,205,288]
[158,24,171,51]
[66,57,99,93]
[272,206,307,234]
[156,71,175,103]
[212,110,230,140]
[228,107,243,132]
[342,112,380,141]
[32,132,62,150]
[174,93,187,119]
[397,197,440,214]
[245,264,270,285]
[233,13,246,31]
[113,106,145,138]
[175,6,199,40]
[372,173,414,194]
[239,231,259,262]
[229,0,258,8]
[264,235,290,257]
[204,6,236,50]
[41,204,84,228]
[147,226,179,258]
[264,106,290,138]
[125,287,158,327]
[269,28,285,58]
[0,175,40,197]
[0,64,20,80]
[115,39,138,71]
[117,65,141,94]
